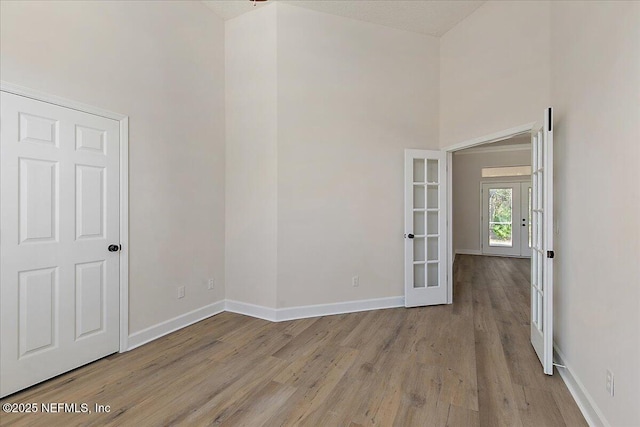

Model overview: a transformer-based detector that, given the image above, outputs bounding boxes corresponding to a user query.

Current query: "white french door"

[1,91,121,396]
[531,107,554,375]
[404,150,447,307]
[481,181,532,257]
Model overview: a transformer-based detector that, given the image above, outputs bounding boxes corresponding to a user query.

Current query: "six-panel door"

[0,92,120,397]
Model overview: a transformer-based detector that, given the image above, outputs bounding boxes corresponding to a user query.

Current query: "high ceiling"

[202,0,486,37]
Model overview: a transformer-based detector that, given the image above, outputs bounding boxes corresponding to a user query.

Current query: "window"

[481,165,532,178]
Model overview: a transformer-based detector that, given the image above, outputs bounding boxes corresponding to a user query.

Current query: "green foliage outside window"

[490,189,512,241]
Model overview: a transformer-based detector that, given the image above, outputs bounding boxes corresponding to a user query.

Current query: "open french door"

[404,150,448,307]
[531,107,554,375]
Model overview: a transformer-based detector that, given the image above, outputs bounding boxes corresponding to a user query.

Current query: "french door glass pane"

[427,237,438,261]
[427,263,439,287]
[488,188,513,247]
[414,263,425,288]
[426,185,438,209]
[414,211,425,236]
[413,159,425,182]
[528,187,532,248]
[427,211,438,235]
[426,159,438,183]
[414,186,425,209]
[414,238,425,261]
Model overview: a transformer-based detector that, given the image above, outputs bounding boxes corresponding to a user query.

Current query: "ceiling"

[202,0,486,37]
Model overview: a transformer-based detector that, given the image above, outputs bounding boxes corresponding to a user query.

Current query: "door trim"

[1,81,130,353]
[443,122,536,303]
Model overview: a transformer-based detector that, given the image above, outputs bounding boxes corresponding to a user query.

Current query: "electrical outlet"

[606,370,614,397]
[178,286,185,299]
[208,278,215,290]
[352,276,359,287]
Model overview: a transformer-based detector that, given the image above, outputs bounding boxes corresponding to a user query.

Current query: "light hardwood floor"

[0,255,586,427]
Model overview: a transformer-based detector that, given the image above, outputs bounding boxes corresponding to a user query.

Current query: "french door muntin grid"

[531,129,544,332]
[412,158,440,288]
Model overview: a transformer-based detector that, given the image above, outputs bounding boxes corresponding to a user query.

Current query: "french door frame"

[1,81,130,353]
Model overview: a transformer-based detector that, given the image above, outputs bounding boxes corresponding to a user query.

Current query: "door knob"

[108,244,120,252]
[407,234,415,239]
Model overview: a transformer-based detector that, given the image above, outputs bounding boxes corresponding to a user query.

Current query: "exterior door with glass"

[481,181,531,257]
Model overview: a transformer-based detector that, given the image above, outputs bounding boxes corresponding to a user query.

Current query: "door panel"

[76,165,106,240]
[19,158,58,243]
[1,91,120,397]
[18,267,57,357]
[530,107,554,375]
[75,261,106,339]
[404,150,447,307]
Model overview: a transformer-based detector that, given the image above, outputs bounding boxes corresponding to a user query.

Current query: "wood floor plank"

[493,308,549,390]
[446,404,480,427]
[392,363,450,427]
[0,255,586,427]
[267,347,359,426]
[219,381,298,427]
[474,330,524,427]
[513,385,567,427]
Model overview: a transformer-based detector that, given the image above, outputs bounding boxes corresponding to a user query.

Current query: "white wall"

[0,1,226,334]
[225,4,278,309]
[440,0,550,148]
[453,146,531,254]
[275,3,440,307]
[551,2,640,425]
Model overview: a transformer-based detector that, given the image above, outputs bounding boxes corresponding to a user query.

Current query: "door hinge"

[547,250,555,259]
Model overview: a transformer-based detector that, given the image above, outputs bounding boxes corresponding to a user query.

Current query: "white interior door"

[520,182,533,257]
[1,91,120,397]
[404,149,447,307]
[531,107,554,375]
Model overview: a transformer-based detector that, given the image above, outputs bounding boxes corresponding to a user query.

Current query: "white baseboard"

[275,296,404,322]
[127,300,225,351]
[125,296,404,352]
[554,344,609,427]
[456,249,530,260]
[455,249,482,255]
[225,296,404,322]
[454,249,482,260]
[225,299,277,322]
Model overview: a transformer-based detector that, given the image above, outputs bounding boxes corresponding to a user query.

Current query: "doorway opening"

[445,111,555,375]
